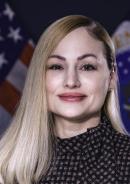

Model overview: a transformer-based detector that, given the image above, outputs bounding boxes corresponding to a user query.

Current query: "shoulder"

[112,130,130,162]
[112,130,130,151]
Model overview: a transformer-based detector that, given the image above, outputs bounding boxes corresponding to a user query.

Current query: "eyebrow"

[77,54,97,60]
[48,55,66,61]
[48,53,97,61]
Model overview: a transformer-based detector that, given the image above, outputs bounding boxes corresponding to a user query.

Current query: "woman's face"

[46,27,113,121]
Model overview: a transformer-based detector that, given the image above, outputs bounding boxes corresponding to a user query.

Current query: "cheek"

[94,77,109,96]
[45,73,63,93]
[83,75,109,95]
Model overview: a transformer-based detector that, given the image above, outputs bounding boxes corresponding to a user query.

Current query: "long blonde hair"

[0,15,128,184]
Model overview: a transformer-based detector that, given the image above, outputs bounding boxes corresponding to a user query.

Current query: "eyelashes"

[47,64,97,71]
[80,64,97,71]
[47,64,63,70]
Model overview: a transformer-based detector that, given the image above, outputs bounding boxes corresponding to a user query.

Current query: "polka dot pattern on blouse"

[40,113,130,184]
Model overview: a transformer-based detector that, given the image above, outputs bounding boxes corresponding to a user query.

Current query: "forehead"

[52,27,105,60]
[50,27,106,66]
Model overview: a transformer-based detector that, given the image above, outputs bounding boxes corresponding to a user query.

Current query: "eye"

[80,64,97,71]
[47,64,63,70]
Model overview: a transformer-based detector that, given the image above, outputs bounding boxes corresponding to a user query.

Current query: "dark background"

[9,0,130,42]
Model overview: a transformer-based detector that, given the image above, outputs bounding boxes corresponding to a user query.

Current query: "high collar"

[55,112,114,156]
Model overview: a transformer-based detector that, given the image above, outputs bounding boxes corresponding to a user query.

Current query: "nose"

[63,68,81,88]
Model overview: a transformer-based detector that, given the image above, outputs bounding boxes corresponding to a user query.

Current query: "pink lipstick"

[58,93,86,102]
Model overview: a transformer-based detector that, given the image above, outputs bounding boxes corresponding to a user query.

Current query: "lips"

[58,93,86,102]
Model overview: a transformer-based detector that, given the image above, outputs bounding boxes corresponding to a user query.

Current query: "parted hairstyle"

[0,15,128,184]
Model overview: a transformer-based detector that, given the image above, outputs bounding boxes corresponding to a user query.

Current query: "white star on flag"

[0,53,8,68]
[118,61,123,67]
[123,69,129,74]
[3,3,14,21]
[8,27,22,43]
[128,57,130,62]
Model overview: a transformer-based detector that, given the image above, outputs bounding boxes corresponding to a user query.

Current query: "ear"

[108,71,117,91]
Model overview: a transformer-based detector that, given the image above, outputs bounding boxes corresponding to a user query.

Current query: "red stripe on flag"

[0,80,21,115]
[20,43,34,67]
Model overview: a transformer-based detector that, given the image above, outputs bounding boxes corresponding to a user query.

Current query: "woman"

[0,15,130,184]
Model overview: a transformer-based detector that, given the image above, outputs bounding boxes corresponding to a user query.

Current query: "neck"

[54,113,101,139]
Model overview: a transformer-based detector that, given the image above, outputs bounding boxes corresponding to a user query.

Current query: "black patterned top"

[40,114,130,184]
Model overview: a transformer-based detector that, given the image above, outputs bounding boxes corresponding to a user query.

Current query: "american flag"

[0,0,34,135]
[113,21,130,132]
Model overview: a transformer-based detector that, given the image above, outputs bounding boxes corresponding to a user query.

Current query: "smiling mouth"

[58,95,86,102]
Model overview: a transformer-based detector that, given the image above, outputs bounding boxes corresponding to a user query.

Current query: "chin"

[61,109,82,116]
[56,111,87,121]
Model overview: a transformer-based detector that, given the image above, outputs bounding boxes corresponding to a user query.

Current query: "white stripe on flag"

[6,59,27,92]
